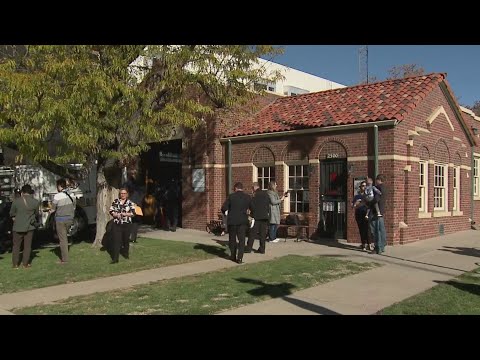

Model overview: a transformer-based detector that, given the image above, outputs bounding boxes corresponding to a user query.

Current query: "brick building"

[181,73,479,245]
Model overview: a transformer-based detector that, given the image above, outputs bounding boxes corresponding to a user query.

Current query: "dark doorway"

[318,159,347,239]
[139,140,182,227]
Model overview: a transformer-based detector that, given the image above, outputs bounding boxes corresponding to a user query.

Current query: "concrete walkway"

[0,227,479,315]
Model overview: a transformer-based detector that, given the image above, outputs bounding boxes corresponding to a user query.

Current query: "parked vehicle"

[0,164,97,249]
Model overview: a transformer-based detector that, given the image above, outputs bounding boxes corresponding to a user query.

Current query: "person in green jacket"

[9,184,40,268]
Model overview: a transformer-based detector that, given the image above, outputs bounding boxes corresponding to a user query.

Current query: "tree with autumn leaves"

[0,45,283,244]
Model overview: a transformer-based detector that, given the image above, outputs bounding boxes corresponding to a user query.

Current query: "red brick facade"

[181,77,478,245]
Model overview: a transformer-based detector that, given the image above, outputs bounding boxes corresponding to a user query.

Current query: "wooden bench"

[277,213,310,242]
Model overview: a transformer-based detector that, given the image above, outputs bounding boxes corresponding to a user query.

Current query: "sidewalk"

[0,227,478,314]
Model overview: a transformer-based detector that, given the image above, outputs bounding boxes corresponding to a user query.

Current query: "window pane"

[270,167,276,179]
[303,165,309,176]
[289,166,295,176]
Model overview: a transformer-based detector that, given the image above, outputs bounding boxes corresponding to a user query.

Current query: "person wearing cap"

[9,184,39,268]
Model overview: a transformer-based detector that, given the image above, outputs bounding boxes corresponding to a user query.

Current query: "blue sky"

[272,45,479,107]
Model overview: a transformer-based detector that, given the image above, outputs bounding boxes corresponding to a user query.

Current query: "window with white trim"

[419,161,428,212]
[474,158,479,197]
[288,165,309,213]
[257,166,275,191]
[453,166,460,211]
[434,163,448,211]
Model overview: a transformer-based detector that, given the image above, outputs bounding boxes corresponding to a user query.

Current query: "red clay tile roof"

[224,73,446,138]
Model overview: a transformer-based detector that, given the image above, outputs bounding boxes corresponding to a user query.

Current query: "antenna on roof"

[359,45,368,84]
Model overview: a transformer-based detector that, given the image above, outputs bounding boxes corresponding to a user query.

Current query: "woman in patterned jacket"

[109,188,136,264]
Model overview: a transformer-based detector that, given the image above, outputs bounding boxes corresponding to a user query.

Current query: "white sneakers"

[271,238,280,243]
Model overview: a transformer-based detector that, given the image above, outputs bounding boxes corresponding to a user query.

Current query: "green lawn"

[381,267,480,315]
[0,238,221,294]
[15,255,380,315]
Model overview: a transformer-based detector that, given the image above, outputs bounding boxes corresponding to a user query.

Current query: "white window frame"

[286,163,310,213]
[474,158,479,198]
[453,166,460,211]
[419,161,428,212]
[254,165,276,191]
[433,163,448,211]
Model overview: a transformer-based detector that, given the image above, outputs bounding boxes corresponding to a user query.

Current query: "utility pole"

[359,45,368,84]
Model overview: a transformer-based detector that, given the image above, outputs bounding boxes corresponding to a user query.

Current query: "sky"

[272,45,480,107]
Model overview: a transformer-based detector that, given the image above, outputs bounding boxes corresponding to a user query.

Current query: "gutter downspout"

[374,125,379,178]
[227,139,232,195]
[472,146,475,225]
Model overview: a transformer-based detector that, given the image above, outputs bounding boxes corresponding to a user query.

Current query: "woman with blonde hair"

[267,181,287,243]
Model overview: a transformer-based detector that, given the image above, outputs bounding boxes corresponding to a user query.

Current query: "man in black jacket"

[245,182,270,254]
[221,182,251,264]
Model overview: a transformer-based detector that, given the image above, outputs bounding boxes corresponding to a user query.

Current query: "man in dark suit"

[246,182,270,254]
[221,182,251,264]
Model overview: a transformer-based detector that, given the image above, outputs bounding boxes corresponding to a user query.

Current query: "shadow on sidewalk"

[433,279,480,297]
[306,239,470,276]
[193,243,229,259]
[282,297,341,315]
[438,246,480,258]
[235,277,296,298]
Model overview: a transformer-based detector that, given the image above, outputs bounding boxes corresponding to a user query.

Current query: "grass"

[0,238,221,294]
[381,267,480,315]
[14,255,380,315]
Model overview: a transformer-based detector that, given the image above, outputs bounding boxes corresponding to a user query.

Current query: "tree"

[470,100,480,116]
[387,64,425,80]
[0,45,283,245]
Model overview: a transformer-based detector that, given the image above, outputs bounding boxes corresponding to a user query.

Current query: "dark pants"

[130,217,140,242]
[228,224,247,261]
[112,223,132,262]
[247,219,268,253]
[12,231,33,266]
[167,204,179,231]
[355,215,370,246]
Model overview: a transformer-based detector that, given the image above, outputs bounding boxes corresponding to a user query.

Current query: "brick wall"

[182,85,477,245]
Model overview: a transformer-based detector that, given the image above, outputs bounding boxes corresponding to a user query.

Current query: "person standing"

[352,181,371,251]
[165,179,180,232]
[221,182,251,264]
[369,174,387,254]
[245,182,270,254]
[109,188,136,263]
[51,178,76,264]
[9,184,39,268]
[267,181,287,243]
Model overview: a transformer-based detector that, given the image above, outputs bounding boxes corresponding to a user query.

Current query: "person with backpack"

[51,178,76,264]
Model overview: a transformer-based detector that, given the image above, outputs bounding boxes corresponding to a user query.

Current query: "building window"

[419,161,428,212]
[257,166,275,190]
[453,166,460,211]
[474,158,479,197]
[288,165,309,213]
[434,163,447,211]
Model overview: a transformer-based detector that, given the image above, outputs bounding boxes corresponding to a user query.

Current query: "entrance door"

[319,159,347,239]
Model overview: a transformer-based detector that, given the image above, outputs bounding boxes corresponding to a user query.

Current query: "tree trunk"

[93,161,121,247]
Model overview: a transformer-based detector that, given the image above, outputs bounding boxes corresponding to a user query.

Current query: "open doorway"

[138,140,183,229]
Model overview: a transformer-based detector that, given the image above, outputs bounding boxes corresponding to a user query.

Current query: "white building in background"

[253,58,345,96]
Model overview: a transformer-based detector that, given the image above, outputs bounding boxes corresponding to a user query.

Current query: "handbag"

[134,204,143,216]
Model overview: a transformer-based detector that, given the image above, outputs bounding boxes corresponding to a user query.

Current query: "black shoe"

[256,249,265,254]
[229,255,237,262]
[110,260,119,264]
[237,259,243,264]
[244,248,252,253]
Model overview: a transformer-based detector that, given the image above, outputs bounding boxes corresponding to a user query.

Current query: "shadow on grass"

[282,297,341,315]
[193,243,229,259]
[439,246,480,259]
[433,279,480,296]
[212,239,229,248]
[49,245,72,261]
[235,277,296,298]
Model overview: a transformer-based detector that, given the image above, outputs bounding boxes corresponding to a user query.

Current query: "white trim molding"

[426,105,455,131]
